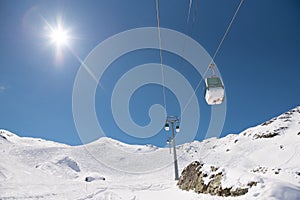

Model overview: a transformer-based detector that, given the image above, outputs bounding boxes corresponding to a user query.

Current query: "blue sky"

[0,0,300,147]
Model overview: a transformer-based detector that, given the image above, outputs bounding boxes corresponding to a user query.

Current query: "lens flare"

[49,25,69,47]
[43,16,72,64]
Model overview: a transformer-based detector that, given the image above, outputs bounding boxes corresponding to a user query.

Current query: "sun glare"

[43,17,73,64]
[44,17,71,49]
[50,27,69,47]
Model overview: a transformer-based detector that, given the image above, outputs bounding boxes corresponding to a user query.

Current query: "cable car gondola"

[205,76,225,105]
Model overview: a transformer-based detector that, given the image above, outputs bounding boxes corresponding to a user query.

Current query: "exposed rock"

[253,127,288,139]
[0,135,7,140]
[261,118,276,126]
[85,176,105,182]
[247,181,257,187]
[177,161,256,197]
[177,161,203,191]
[251,166,268,174]
[231,188,248,196]
[254,132,279,139]
[211,166,218,172]
[271,168,281,175]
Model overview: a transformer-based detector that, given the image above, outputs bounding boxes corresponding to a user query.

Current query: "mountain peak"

[238,106,300,139]
[0,107,300,199]
[0,129,19,142]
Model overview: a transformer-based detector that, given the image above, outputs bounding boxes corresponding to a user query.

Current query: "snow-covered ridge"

[241,106,300,139]
[0,129,69,147]
[0,106,300,199]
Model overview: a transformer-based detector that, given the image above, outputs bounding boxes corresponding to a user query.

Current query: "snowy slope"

[0,106,300,199]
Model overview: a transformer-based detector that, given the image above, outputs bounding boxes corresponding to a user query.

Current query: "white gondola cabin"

[205,76,225,105]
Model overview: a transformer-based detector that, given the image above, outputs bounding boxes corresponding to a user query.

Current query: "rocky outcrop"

[253,126,288,139]
[177,161,256,197]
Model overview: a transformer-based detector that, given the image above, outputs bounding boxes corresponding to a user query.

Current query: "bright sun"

[44,17,71,49]
[49,25,70,48]
[50,27,69,47]
[44,17,73,64]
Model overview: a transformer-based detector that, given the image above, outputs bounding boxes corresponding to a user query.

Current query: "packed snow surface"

[1,107,300,199]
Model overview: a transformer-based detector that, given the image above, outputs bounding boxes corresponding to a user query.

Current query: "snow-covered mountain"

[1,107,300,199]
